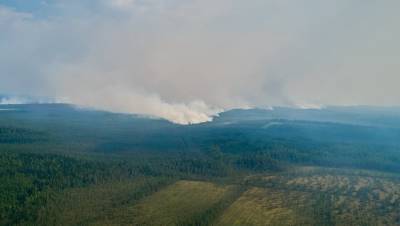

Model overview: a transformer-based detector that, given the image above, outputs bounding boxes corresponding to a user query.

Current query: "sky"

[0,0,399,124]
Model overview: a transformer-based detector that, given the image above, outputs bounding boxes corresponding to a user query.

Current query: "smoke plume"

[1,0,400,123]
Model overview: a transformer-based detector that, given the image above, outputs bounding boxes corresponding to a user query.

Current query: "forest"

[1,104,400,225]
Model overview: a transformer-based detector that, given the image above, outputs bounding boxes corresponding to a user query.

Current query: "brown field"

[128,180,233,226]
[216,187,313,226]
[40,167,400,226]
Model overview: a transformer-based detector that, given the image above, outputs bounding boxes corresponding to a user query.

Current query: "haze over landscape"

[1,0,400,123]
[2,1,400,226]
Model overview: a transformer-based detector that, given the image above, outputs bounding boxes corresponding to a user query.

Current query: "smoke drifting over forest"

[1,0,400,123]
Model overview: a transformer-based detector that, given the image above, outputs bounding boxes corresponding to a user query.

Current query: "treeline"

[37,177,173,226]
[0,151,115,225]
[0,149,248,225]
[180,186,246,226]
[0,127,46,144]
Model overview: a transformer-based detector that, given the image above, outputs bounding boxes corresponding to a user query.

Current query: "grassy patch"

[241,167,400,226]
[37,177,172,226]
[216,187,313,226]
[129,180,234,226]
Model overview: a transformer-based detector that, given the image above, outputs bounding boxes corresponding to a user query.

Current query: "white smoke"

[0,96,66,105]
[1,1,400,124]
[0,97,29,105]
[62,88,221,124]
[295,103,325,110]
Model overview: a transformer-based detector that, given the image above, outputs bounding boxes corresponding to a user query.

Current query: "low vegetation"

[1,105,400,225]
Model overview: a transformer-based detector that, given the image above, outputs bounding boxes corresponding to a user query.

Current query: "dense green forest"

[1,104,400,225]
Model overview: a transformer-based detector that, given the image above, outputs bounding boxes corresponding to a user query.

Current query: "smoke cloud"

[1,0,400,124]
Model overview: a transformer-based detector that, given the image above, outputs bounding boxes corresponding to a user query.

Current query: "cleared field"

[36,168,400,226]
[242,167,400,226]
[129,180,235,226]
[216,187,313,226]
[283,167,400,224]
[37,177,172,226]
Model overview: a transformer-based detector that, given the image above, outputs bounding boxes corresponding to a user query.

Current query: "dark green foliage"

[0,150,237,225]
[181,185,246,226]
[1,104,400,225]
[0,152,113,225]
[0,127,46,144]
[38,177,173,226]
[235,152,282,171]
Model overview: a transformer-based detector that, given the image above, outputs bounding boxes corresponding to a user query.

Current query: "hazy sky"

[1,0,399,124]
